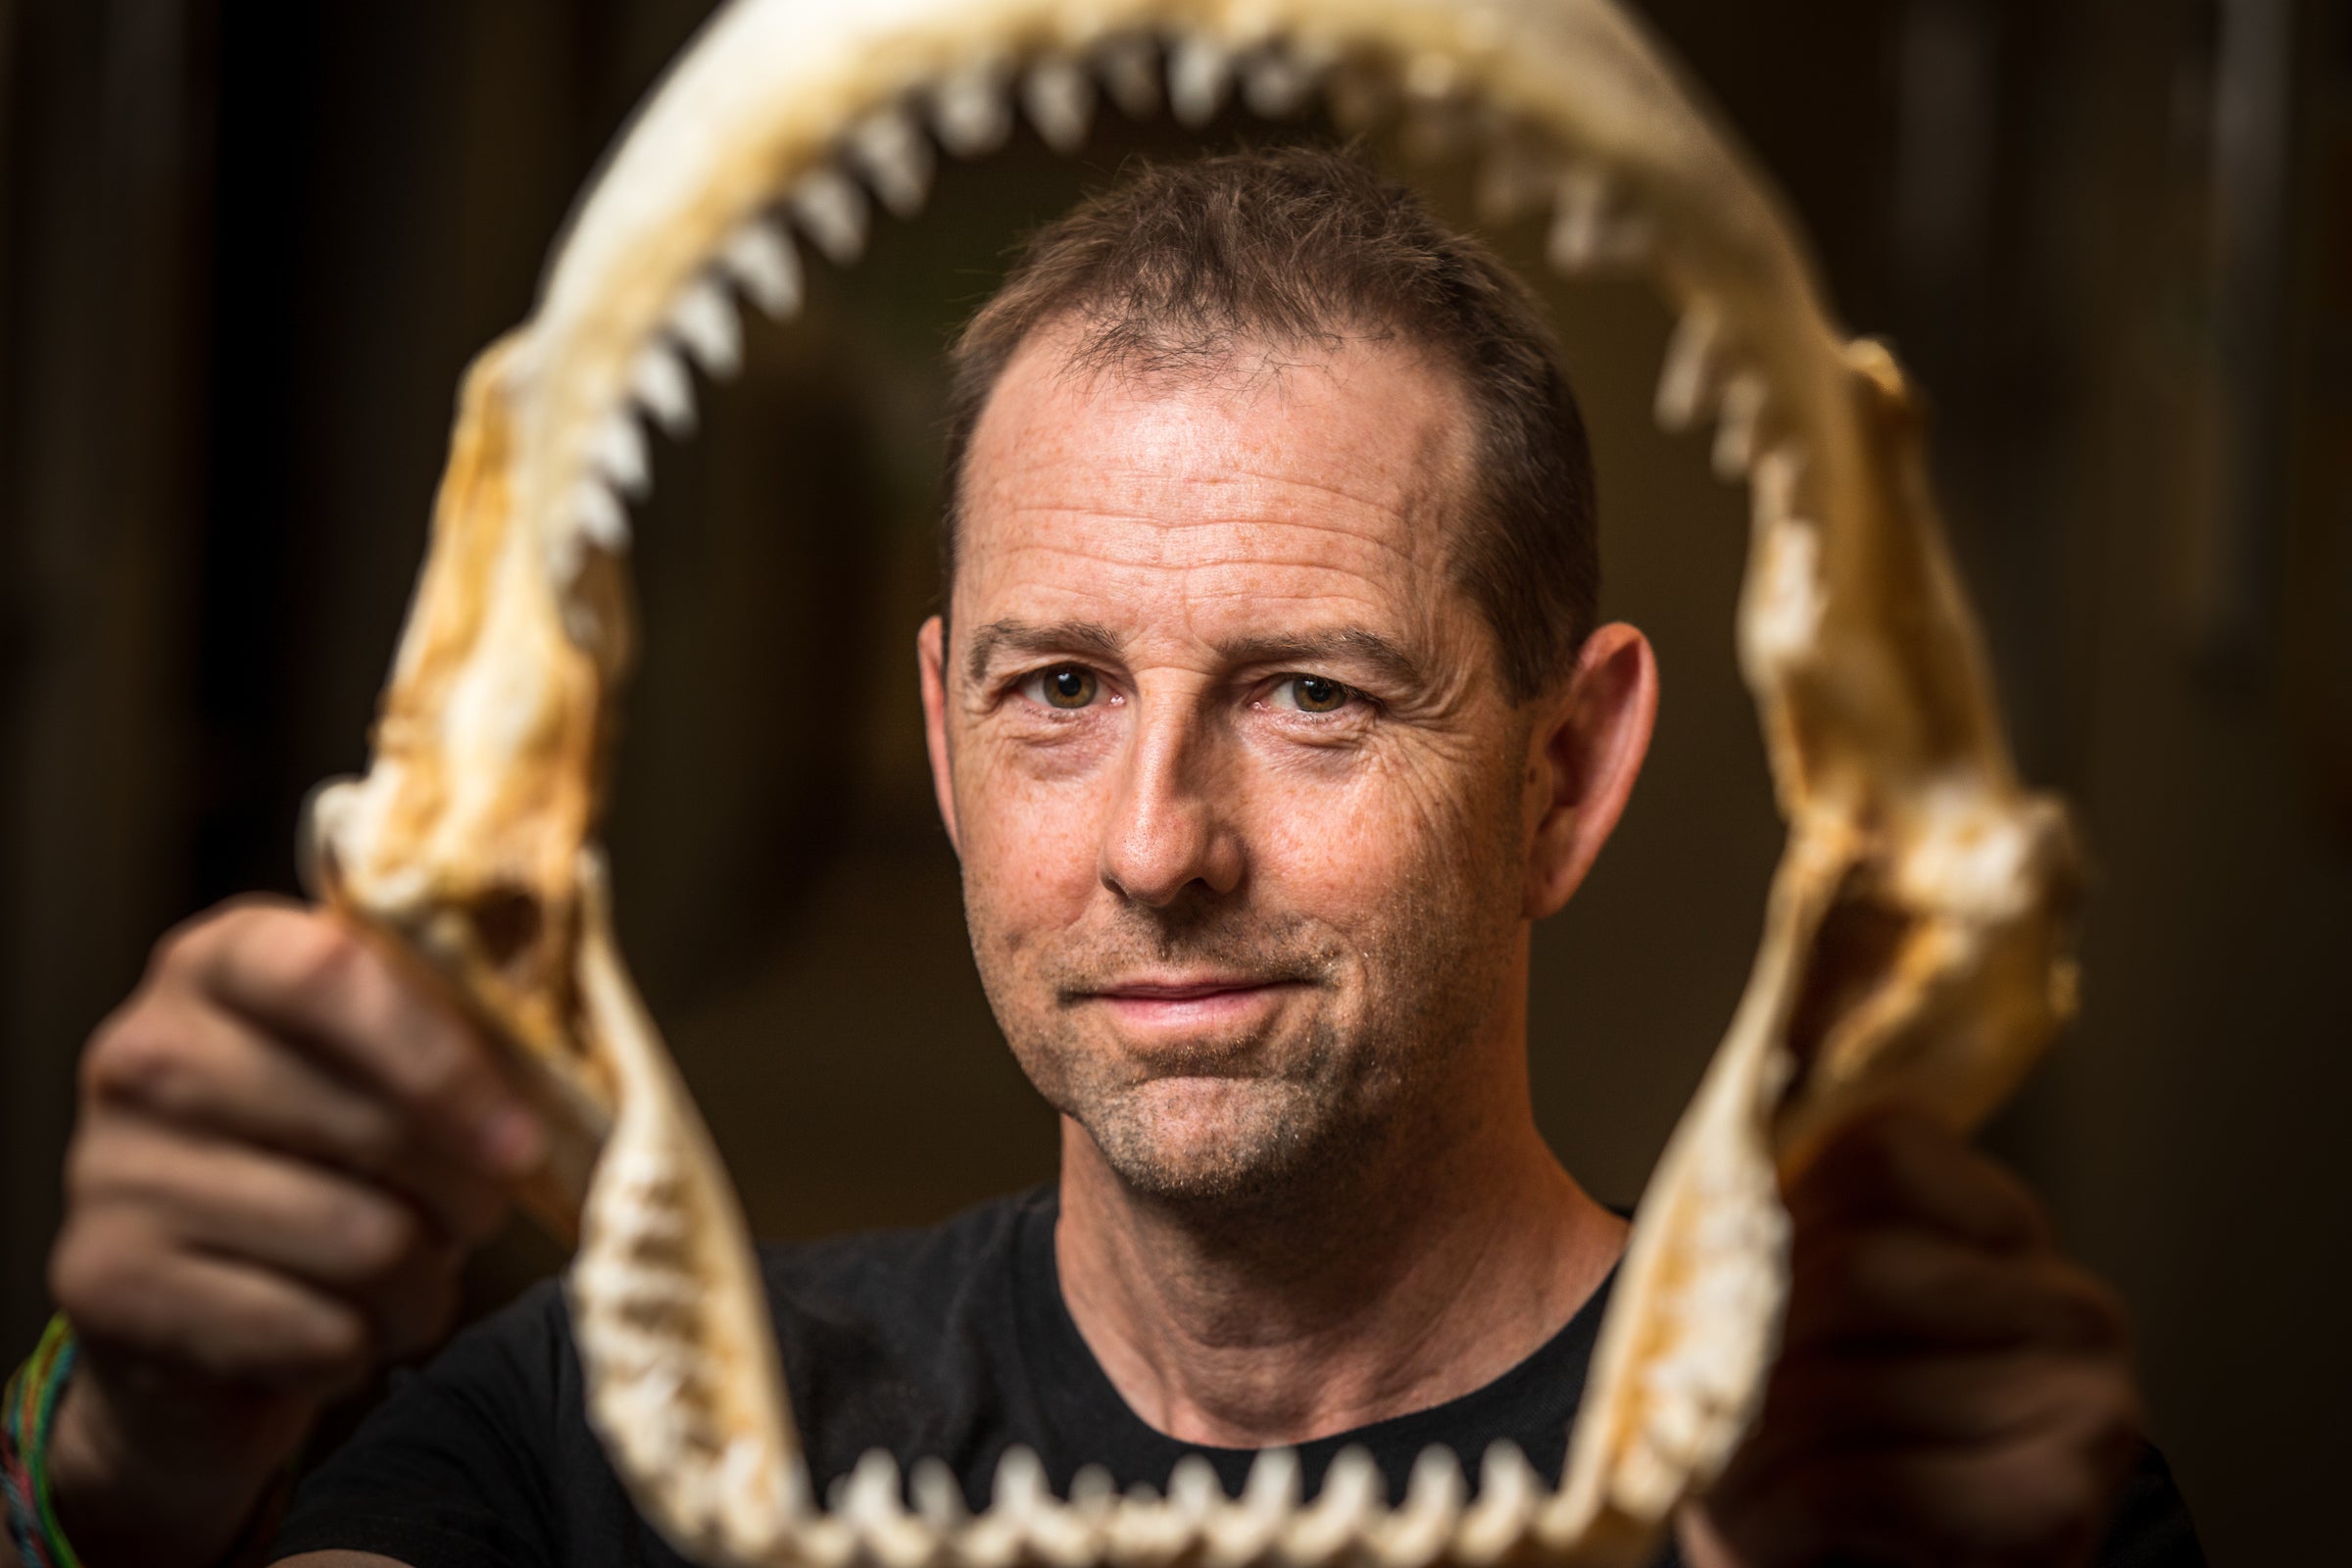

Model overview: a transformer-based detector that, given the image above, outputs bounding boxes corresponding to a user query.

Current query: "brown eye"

[1282,675,1351,713]
[1029,665,1099,710]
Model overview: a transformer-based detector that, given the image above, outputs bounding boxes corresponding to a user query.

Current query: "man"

[11,147,2198,1568]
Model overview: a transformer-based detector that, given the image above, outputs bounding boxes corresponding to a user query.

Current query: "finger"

[1783,1227,2131,1355]
[82,1002,509,1248]
[51,1210,375,1395]
[71,1117,463,1361]
[1788,1102,2051,1254]
[171,904,540,1178]
[1705,1419,2138,1568]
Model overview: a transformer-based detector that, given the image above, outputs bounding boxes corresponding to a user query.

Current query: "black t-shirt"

[271,1186,2202,1567]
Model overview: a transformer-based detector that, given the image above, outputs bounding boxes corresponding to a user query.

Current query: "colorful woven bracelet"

[1,1316,294,1568]
[1,1315,82,1568]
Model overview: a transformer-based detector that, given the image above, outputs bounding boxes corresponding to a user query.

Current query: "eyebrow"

[964,618,1124,686]
[1214,627,1428,691]
[962,617,1427,693]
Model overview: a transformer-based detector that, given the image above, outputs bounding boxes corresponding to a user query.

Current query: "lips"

[1073,973,1309,1039]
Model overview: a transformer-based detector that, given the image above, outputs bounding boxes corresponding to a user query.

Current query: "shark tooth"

[1241,46,1320,118]
[1656,304,1727,432]
[933,61,1013,157]
[668,276,742,377]
[789,168,869,267]
[1094,34,1160,120]
[588,409,651,497]
[571,478,629,552]
[1022,56,1096,152]
[628,341,696,437]
[846,108,934,218]
[721,219,803,319]
[1166,35,1232,126]
[1712,369,1769,479]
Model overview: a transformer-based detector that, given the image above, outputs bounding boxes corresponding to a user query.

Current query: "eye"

[1270,674,1354,714]
[1021,664,1101,710]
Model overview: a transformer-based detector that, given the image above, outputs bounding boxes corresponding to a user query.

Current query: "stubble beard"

[970,844,1521,1224]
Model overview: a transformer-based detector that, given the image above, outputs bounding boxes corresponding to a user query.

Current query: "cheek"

[956,741,1108,948]
[1243,755,1482,925]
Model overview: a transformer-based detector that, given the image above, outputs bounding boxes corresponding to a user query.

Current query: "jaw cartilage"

[301,3,2082,1565]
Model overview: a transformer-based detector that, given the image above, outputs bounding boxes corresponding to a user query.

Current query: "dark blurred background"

[1,0,2345,1556]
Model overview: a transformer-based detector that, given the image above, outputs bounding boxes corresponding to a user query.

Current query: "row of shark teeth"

[571,1136,741,1509]
[763,1439,1567,1568]
[561,25,1805,615]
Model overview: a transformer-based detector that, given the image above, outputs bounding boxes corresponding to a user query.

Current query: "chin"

[1082,1076,1333,1203]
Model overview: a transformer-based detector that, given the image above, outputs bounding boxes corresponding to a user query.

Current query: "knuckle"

[337,1103,411,1176]
[273,914,366,1005]
[339,1193,427,1283]
[270,1298,374,1386]
[82,1017,197,1113]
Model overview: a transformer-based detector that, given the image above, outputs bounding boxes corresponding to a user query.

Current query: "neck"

[1053,998,1626,1447]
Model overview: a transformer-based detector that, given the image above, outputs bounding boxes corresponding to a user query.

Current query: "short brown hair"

[939,144,1598,701]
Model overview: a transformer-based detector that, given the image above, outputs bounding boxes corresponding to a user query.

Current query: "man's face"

[920,327,1545,1207]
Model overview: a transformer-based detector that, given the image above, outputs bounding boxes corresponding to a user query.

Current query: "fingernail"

[478,1102,543,1175]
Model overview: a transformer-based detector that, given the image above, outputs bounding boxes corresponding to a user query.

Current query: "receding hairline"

[934,145,1601,702]
[946,312,1491,609]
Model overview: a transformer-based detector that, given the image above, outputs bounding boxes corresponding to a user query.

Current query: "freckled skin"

[933,333,1540,1202]
[917,323,1657,1443]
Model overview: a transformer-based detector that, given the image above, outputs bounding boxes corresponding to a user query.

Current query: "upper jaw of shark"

[300,1,2083,1565]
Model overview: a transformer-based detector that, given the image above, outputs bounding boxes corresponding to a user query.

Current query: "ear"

[1524,621,1658,919]
[917,614,962,858]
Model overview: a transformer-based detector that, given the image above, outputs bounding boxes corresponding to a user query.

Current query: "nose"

[1099,702,1244,907]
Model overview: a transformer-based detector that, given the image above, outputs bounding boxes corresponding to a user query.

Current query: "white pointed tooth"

[909,1457,967,1526]
[1285,1446,1383,1558]
[1546,166,1612,271]
[629,342,697,437]
[572,479,629,552]
[1167,35,1232,126]
[1713,370,1770,479]
[1204,1446,1299,1559]
[1382,1446,1465,1564]
[1069,1464,1115,1509]
[933,62,1013,157]
[847,108,933,218]
[790,168,869,268]
[1169,1454,1223,1522]
[547,529,586,590]
[1241,48,1318,118]
[1546,165,1656,272]
[669,276,742,377]
[1751,444,1805,526]
[1243,1447,1301,1517]
[722,219,803,319]
[588,409,651,497]
[844,1449,906,1527]
[1021,56,1096,153]
[1656,305,1726,432]
[993,1445,1048,1520]
[1096,35,1161,119]
[1456,1442,1537,1561]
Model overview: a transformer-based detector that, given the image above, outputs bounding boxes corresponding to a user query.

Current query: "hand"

[1681,1103,2143,1568]
[38,898,540,1568]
